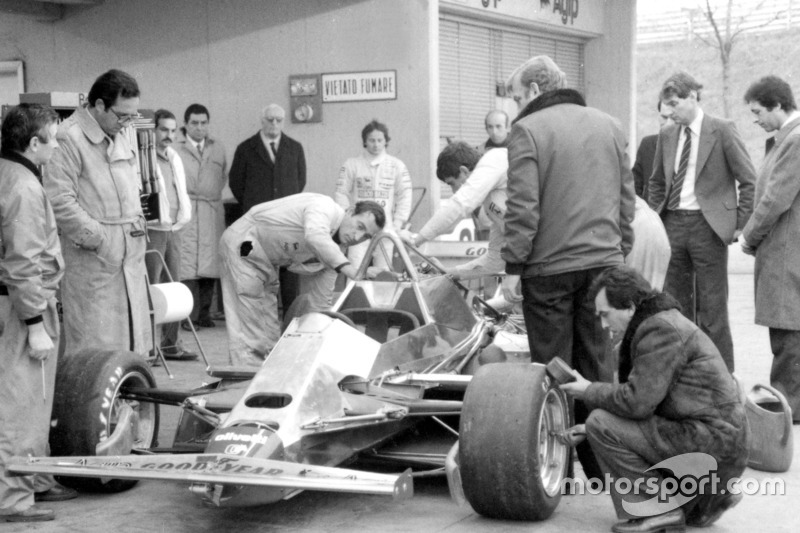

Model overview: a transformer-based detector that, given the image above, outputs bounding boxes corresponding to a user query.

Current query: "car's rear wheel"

[459,362,570,520]
[50,349,159,492]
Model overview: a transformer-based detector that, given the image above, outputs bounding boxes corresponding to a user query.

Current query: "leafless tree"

[693,0,783,117]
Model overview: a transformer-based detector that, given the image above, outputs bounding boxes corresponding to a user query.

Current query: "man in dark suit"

[648,72,756,372]
[229,103,306,312]
[632,100,671,198]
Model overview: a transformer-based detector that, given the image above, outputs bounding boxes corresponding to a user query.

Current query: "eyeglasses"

[264,117,284,123]
[108,107,142,125]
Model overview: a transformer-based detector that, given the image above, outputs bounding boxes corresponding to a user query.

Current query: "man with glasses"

[44,69,152,360]
[229,103,306,313]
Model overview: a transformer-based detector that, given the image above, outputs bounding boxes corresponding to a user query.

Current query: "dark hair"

[589,265,656,310]
[660,71,703,102]
[353,200,386,229]
[436,141,481,182]
[184,103,210,123]
[361,120,390,146]
[744,75,797,112]
[87,69,140,109]
[1,103,59,154]
[485,109,509,127]
[153,108,176,127]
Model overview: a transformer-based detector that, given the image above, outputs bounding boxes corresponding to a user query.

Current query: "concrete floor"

[6,251,798,532]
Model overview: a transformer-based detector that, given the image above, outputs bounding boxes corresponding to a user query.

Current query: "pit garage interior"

[0,0,636,224]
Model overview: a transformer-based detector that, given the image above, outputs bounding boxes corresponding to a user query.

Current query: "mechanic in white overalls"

[401,141,508,276]
[335,120,412,278]
[0,105,66,522]
[220,193,385,366]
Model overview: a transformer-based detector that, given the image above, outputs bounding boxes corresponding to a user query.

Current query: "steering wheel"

[471,294,503,322]
[318,310,357,329]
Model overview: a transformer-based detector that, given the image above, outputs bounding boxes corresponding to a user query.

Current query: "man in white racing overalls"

[335,120,412,277]
[400,141,507,277]
[220,193,385,366]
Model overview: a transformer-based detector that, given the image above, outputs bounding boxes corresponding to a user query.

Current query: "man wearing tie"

[229,104,306,312]
[176,103,228,329]
[648,72,756,372]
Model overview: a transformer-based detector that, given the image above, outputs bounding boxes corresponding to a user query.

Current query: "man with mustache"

[144,109,195,361]
[219,193,385,366]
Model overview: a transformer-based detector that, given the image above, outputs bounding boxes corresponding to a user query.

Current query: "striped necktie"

[667,127,692,210]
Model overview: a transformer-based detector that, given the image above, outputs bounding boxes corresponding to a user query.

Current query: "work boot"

[611,508,685,533]
[686,492,742,527]
[161,347,199,361]
[196,316,216,328]
[35,482,78,502]
[3,505,55,522]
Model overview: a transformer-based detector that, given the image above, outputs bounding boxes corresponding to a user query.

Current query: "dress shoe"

[3,505,55,522]
[686,492,742,527]
[161,348,199,361]
[181,320,198,332]
[196,317,216,328]
[35,483,78,502]
[611,508,685,533]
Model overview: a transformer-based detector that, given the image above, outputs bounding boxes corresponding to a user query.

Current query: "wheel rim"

[537,388,569,497]
[107,370,157,450]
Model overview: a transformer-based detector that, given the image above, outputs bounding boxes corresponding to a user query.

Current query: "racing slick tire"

[459,363,570,520]
[49,349,159,492]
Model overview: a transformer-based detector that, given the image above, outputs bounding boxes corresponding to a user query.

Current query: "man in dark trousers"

[501,55,636,485]
[648,72,755,372]
[632,101,672,199]
[229,103,306,312]
[742,75,800,421]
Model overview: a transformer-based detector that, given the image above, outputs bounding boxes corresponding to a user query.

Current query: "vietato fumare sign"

[322,71,397,102]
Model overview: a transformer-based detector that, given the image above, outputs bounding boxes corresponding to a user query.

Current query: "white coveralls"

[334,152,412,271]
[0,155,64,515]
[418,148,508,274]
[220,193,350,366]
[625,196,671,291]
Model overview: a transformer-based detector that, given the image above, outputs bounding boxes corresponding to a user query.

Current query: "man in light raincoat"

[44,69,150,358]
[176,103,227,329]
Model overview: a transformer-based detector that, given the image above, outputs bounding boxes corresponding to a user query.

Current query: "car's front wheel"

[459,362,570,520]
[49,349,159,492]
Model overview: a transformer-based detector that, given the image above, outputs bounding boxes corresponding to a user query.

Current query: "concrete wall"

[583,0,637,147]
[0,0,433,211]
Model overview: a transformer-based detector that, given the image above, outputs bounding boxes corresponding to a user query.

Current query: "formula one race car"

[9,232,571,521]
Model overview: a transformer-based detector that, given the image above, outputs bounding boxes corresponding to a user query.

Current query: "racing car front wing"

[7,453,412,500]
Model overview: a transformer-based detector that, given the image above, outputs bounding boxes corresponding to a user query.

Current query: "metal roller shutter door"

[439,18,584,147]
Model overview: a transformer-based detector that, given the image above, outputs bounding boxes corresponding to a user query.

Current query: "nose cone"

[196,425,288,507]
[206,425,284,460]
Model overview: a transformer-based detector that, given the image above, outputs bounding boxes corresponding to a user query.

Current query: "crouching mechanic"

[400,141,507,277]
[220,193,385,366]
[561,266,748,533]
